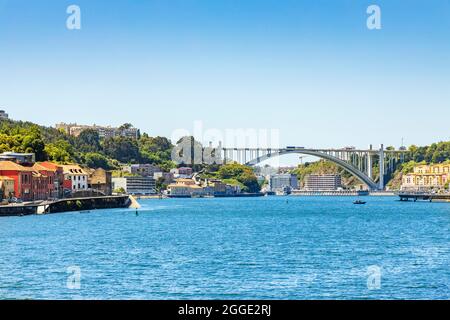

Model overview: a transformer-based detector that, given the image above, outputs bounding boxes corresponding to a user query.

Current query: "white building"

[0,110,8,119]
[62,164,89,191]
[55,122,139,139]
[305,174,342,191]
[269,174,298,192]
[170,167,193,179]
[112,176,156,195]
[123,164,162,177]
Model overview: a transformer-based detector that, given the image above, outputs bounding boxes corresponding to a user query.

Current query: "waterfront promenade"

[291,190,370,196]
[398,192,450,202]
[0,195,135,217]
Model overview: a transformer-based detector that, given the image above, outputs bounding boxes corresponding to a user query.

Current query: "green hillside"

[0,119,175,171]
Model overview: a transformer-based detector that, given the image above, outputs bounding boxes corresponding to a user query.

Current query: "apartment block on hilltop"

[0,110,8,119]
[55,123,139,139]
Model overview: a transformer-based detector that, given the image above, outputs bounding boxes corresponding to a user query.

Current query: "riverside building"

[401,163,450,191]
[269,174,298,192]
[305,174,342,191]
[61,164,89,192]
[112,176,156,195]
[124,164,162,177]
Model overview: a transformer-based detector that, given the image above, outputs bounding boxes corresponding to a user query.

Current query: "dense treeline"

[199,162,261,193]
[0,119,175,171]
[405,142,450,164]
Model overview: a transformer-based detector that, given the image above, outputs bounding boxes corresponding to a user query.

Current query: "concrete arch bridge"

[221,145,406,190]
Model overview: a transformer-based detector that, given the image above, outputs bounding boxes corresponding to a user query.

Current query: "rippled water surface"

[0,196,449,299]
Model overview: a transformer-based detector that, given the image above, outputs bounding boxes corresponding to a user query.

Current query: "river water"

[0,196,449,299]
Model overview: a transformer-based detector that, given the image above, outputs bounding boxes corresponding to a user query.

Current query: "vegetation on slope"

[0,119,175,170]
[200,162,261,193]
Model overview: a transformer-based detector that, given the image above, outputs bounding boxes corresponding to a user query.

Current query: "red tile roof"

[0,161,34,171]
[33,163,58,172]
[39,162,62,170]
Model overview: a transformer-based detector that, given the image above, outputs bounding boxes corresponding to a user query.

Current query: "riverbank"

[291,190,370,196]
[0,195,135,217]
[167,192,265,198]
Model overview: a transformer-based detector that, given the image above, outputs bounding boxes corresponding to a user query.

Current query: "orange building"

[39,162,65,198]
[0,176,15,199]
[0,161,33,201]
[33,162,64,199]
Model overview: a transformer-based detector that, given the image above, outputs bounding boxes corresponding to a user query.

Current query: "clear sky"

[1,0,449,158]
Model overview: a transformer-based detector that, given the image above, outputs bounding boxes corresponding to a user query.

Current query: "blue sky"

[1,0,449,159]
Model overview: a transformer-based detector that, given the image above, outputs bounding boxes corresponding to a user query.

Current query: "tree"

[75,129,101,153]
[83,152,110,169]
[155,177,168,193]
[119,123,133,130]
[113,187,126,194]
[44,140,74,163]
[102,136,140,163]
[406,141,450,164]
[217,162,260,193]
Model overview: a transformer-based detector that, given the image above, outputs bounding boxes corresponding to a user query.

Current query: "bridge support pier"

[379,144,384,190]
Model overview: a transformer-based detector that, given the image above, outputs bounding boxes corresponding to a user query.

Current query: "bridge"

[221,145,407,190]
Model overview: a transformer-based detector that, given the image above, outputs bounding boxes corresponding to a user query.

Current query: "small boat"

[353,200,366,205]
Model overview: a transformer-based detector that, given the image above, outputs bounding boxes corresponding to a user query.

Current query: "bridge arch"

[245,149,378,190]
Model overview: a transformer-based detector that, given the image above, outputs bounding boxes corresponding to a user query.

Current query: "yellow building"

[167,179,205,197]
[402,163,450,190]
[203,179,227,195]
[0,176,15,199]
